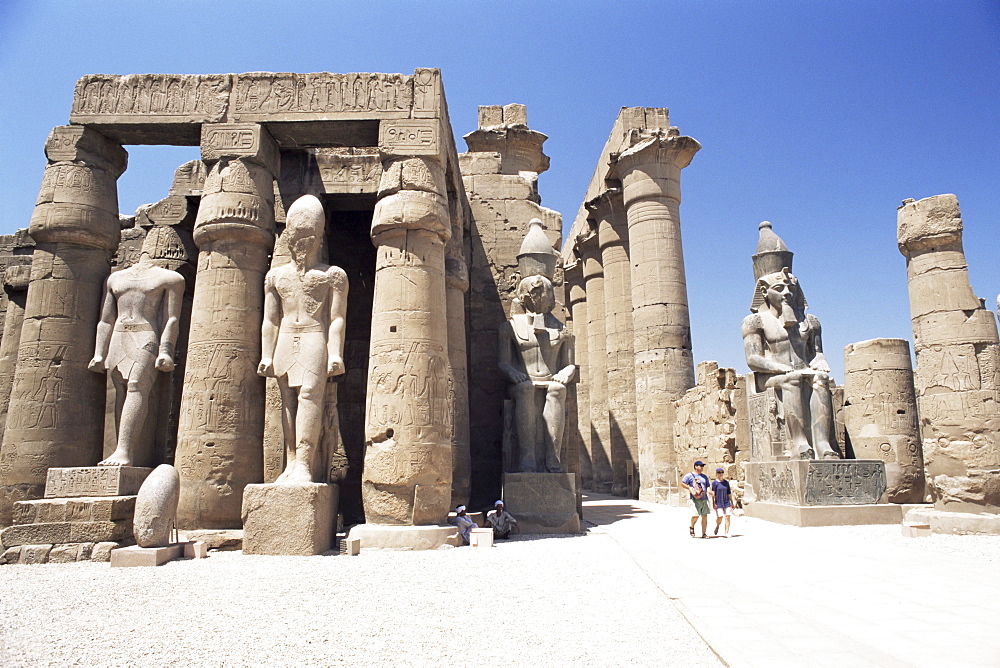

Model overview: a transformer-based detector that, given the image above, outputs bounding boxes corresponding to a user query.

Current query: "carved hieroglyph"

[742,222,839,461]
[0,126,127,525]
[498,220,576,474]
[897,194,1000,511]
[843,338,924,503]
[614,128,700,502]
[175,123,278,529]
[88,227,185,468]
[258,194,348,484]
[362,153,454,526]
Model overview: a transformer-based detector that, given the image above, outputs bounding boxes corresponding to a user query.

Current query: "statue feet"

[274,459,313,484]
[98,449,132,467]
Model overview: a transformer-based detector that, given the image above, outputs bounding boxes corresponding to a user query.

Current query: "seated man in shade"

[453,505,476,545]
[486,500,519,539]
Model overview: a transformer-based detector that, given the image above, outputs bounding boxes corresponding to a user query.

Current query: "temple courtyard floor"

[2,494,999,667]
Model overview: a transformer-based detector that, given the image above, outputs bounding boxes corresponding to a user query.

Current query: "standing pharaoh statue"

[499,219,576,473]
[741,221,839,460]
[258,194,348,484]
[88,226,185,467]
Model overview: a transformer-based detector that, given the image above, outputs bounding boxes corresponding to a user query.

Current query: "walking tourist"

[712,467,734,537]
[680,460,712,538]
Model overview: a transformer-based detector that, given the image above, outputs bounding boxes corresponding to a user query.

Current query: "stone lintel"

[44,126,128,176]
[379,119,443,159]
[44,467,151,498]
[200,123,280,175]
[897,194,963,255]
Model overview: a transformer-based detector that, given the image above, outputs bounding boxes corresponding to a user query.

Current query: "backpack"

[690,475,706,499]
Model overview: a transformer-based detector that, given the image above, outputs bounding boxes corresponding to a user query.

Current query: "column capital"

[585,188,624,222]
[45,126,128,177]
[613,134,700,205]
[371,189,451,244]
[897,194,963,258]
[200,123,280,176]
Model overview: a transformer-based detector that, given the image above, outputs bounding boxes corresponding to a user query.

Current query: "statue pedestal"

[346,524,462,550]
[503,472,580,534]
[744,459,895,526]
[241,483,338,555]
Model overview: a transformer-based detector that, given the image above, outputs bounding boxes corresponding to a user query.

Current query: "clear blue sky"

[1,1,997,381]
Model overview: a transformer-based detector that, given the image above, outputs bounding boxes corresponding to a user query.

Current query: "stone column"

[445,210,471,508]
[565,260,592,490]
[175,123,279,529]
[579,230,612,493]
[0,265,31,437]
[843,338,924,503]
[897,194,1000,512]
[361,151,454,527]
[590,189,639,498]
[614,131,700,502]
[0,126,127,524]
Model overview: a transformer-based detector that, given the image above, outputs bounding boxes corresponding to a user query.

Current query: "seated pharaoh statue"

[741,221,839,460]
[498,219,576,473]
[258,194,348,484]
[88,225,186,467]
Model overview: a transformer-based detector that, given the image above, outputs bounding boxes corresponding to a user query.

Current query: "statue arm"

[553,331,576,385]
[155,275,184,372]
[805,314,830,372]
[741,313,792,374]
[326,267,348,376]
[258,272,279,377]
[497,323,528,384]
[88,277,117,372]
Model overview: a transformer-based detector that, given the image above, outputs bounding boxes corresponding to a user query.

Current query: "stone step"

[12,496,136,525]
[1,520,132,548]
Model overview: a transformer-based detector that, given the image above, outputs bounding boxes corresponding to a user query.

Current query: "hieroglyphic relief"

[746,383,784,462]
[366,341,452,444]
[315,150,381,192]
[43,466,149,498]
[231,72,414,119]
[178,341,255,436]
[804,461,886,505]
[754,464,796,504]
[70,74,231,122]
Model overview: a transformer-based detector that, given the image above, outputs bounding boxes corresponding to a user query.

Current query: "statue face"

[759,271,800,312]
[517,275,555,315]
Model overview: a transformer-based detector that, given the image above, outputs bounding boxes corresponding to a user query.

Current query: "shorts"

[689,497,710,516]
[715,505,733,517]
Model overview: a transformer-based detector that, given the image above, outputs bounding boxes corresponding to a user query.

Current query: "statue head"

[140,225,189,268]
[756,268,805,327]
[284,194,325,268]
[516,274,556,316]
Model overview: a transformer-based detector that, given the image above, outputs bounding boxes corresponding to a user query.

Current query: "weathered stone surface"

[0,126,127,524]
[111,543,183,567]
[843,338,925,503]
[91,541,118,561]
[241,482,338,555]
[44,467,150,498]
[1,520,132,548]
[579,232,612,493]
[182,529,242,551]
[0,263,31,438]
[347,523,461,550]
[0,546,22,564]
[12,496,135,525]
[743,222,840,461]
[897,194,1000,512]
[502,472,580,533]
[19,544,52,564]
[48,543,81,563]
[746,460,887,506]
[133,464,180,548]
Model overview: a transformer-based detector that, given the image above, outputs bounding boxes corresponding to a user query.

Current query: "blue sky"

[1,0,997,381]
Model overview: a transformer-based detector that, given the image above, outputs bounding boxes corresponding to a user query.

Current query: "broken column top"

[897,193,962,255]
[463,104,549,175]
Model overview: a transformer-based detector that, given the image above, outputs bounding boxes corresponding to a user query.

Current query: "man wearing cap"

[486,500,519,539]
[453,505,477,545]
[680,461,712,538]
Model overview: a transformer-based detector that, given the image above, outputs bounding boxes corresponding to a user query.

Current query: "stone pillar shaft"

[445,247,471,508]
[616,134,700,502]
[176,123,278,529]
[565,262,592,489]
[592,190,639,497]
[362,155,453,526]
[897,194,1000,512]
[0,266,31,437]
[0,126,126,524]
[579,234,612,493]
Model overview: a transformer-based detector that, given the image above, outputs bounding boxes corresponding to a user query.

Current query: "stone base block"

[111,543,183,567]
[1,520,132,548]
[241,483,338,556]
[344,537,361,555]
[503,472,581,534]
[45,467,151,498]
[904,508,1000,535]
[746,460,887,506]
[470,528,494,548]
[181,529,243,551]
[347,524,461,550]
[902,522,931,537]
[183,540,208,559]
[12,496,136,525]
[745,501,903,526]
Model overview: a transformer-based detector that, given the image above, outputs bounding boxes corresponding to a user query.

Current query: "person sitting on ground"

[712,467,734,537]
[486,500,519,539]
[680,460,712,538]
[454,505,476,545]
